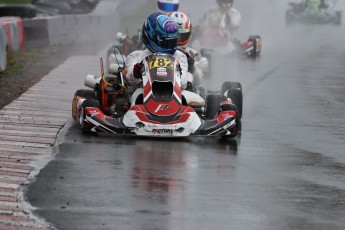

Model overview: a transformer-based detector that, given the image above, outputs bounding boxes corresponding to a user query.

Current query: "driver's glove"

[133,63,142,79]
[186,54,196,74]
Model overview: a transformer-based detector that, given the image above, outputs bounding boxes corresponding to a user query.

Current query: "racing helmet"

[217,0,234,11]
[158,0,179,13]
[168,12,192,49]
[142,12,179,55]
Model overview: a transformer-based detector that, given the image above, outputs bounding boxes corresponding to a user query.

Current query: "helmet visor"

[178,31,191,44]
[156,35,178,51]
[158,2,179,12]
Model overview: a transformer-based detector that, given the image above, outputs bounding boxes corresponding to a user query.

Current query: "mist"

[177,0,344,91]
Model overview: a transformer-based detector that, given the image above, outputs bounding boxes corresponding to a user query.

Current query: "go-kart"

[192,24,262,58]
[72,51,242,138]
[105,30,143,74]
[191,25,262,76]
[105,30,143,75]
[286,1,342,26]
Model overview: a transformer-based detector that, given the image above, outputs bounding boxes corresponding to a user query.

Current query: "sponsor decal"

[152,129,174,135]
[157,67,168,77]
[155,104,171,113]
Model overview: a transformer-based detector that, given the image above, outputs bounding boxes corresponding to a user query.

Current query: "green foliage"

[0,49,39,77]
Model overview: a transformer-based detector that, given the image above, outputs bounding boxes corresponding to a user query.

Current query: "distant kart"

[105,30,143,75]
[192,24,262,57]
[191,25,262,76]
[72,52,242,138]
[286,1,342,26]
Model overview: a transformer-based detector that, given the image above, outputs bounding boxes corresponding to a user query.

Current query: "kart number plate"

[150,57,173,69]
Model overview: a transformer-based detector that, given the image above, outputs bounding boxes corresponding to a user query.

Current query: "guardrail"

[0,16,24,71]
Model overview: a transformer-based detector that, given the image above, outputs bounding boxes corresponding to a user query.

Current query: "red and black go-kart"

[192,24,262,58]
[191,24,262,76]
[72,53,242,138]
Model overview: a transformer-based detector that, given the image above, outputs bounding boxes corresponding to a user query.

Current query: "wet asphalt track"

[27,1,345,230]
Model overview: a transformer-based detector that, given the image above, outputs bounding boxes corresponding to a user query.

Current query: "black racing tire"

[221,81,242,95]
[227,88,243,120]
[205,95,227,119]
[80,99,100,133]
[0,4,36,18]
[74,89,96,99]
[247,35,262,58]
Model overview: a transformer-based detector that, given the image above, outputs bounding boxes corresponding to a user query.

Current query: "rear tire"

[221,81,243,120]
[205,95,227,119]
[80,99,100,133]
[221,81,242,95]
[227,88,243,120]
[74,89,96,99]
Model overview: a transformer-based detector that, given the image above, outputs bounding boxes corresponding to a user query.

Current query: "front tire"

[80,99,100,133]
[247,35,262,58]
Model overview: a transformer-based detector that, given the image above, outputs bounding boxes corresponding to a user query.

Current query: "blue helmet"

[158,0,179,13]
[142,12,179,55]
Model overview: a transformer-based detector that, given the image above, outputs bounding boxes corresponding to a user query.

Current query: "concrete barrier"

[22,0,121,49]
[22,18,49,48]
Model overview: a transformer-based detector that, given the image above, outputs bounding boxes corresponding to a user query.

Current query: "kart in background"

[72,51,242,138]
[191,25,262,76]
[105,30,143,75]
[286,1,342,26]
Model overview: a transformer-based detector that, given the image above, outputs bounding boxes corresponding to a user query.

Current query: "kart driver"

[125,12,188,105]
[201,0,241,40]
[193,0,241,54]
[168,11,206,89]
[158,0,179,14]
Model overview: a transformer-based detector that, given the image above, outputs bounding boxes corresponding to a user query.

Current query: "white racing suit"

[126,48,188,105]
[178,46,208,86]
[193,6,241,55]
